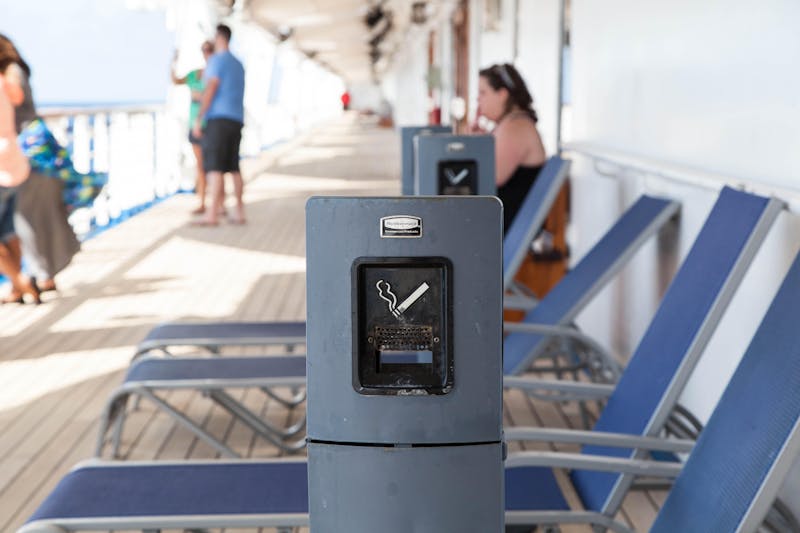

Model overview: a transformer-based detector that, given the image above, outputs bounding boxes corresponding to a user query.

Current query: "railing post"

[105,112,112,173]
[66,115,75,158]
[88,114,96,173]
[152,111,158,199]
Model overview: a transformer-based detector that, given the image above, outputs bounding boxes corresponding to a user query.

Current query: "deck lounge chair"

[504,243,800,532]
[134,320,306,359]
[502,188,780,451]
[503,186,780,445]
[96,356,308,457]
[19,458,310,532]
[20,244,800,533]
[502,186,779,382]
[131,155,571,360]
[96,190,679,458]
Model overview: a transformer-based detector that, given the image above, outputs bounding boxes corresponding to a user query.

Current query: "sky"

[2,0,175,105]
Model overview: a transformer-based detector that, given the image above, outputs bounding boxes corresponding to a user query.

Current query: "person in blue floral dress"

[17,118,107,212]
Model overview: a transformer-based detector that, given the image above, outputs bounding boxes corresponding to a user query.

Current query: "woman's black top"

[497,163,543,233]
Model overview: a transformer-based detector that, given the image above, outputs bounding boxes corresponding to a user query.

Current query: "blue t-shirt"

[204,50,245,123]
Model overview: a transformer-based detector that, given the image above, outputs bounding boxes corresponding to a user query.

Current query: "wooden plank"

[120,389,192,460]
[0,373,120,530]
[618,489,660,531]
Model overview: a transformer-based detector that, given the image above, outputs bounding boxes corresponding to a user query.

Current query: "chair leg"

[208,389,307,453]
[111,408,127,458]
[211,389,306,438]
[95,394,129,457]
[762,498,800,533]
[261,385,307,408]
[138,388,240,458]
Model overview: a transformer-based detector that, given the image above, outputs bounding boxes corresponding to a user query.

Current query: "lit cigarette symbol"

[376,281,430,318]
[396,282,430,315]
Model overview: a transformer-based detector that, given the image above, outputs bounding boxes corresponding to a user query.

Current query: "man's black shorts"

[202,118,243,173]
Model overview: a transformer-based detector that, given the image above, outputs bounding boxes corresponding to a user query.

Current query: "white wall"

[232,24,278,154]
[569,0,800,190]
[515,0,561,155]
[478,0,515,66]
[350,82,385,113]
[434,15,455,125]
[383,25,431,126]
[467,0,482,122]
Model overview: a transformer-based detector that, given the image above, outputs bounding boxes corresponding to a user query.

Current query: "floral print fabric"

[18,118,106,212]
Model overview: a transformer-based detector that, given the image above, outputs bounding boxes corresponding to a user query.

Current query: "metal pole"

[512,0,520,62]
[556,0,566,152]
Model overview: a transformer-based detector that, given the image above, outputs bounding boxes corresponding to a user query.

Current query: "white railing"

[39,103,189,237]
[562,141,800,213]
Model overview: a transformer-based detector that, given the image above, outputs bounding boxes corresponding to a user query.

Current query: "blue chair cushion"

[505,465,570,511]
[125,356,307,383]
[141,321,306,344]
[27,461,309,522]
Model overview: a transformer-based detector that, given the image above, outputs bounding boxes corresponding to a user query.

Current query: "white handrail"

[562,141,800,213]
[33,103,184,238]
[39,103,163,119]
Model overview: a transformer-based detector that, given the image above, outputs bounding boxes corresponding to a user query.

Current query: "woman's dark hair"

[0,34,31,78]
[479,63,537,123]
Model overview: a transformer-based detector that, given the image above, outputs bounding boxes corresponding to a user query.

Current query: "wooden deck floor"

[0,114,663,532]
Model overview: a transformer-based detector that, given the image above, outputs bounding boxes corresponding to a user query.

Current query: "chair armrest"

[504,426,694,454]
[502,321,622,376]
[508,280,540,301]
[504,293,538,311]
[503,322,610,358]
[505,450,682,478]
[503,375,615,400]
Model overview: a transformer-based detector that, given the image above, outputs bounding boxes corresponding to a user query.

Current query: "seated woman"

[476,63,546,232]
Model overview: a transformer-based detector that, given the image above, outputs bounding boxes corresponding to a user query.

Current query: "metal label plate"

[380,215,422,238]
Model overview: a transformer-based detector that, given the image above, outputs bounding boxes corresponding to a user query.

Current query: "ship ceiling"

[218,0,451,83]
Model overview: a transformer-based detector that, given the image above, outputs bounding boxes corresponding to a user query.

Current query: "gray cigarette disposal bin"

[306,196,504,532]
[414,134,496,196]
[400,125,451,195]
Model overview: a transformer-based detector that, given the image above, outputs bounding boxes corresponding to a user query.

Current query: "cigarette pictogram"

[376,280,430,318]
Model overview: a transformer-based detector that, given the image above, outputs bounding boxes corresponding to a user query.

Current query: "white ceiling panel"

[213,0,450,83]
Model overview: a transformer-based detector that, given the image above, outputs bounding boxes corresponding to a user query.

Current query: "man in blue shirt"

[192,23,246,225]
